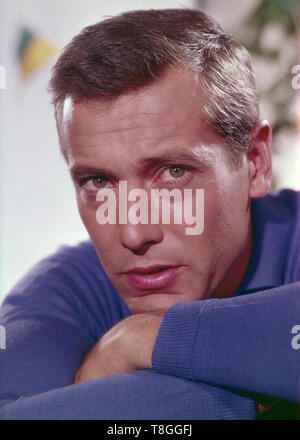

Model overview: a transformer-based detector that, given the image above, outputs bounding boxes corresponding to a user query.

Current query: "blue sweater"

[0,189,299,419]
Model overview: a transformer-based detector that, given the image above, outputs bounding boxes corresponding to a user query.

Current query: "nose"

[119,223,163,253]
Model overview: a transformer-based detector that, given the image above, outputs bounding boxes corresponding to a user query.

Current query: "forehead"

[60,69,227,168]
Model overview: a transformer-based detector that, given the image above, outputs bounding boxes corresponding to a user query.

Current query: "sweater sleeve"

[152,283,300,402]
[0,242,256,420]
[0,315,256,420]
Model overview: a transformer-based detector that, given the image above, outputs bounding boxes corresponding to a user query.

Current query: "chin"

[125,292,186,314]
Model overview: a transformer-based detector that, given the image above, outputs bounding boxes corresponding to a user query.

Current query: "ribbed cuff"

[152,300,212,380]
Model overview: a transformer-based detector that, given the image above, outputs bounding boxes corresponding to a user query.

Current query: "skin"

[58,68,272,383]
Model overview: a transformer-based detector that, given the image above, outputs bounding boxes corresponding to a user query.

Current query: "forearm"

[0,315,256,420]
[0,370,256,420]
[153,283,300,402]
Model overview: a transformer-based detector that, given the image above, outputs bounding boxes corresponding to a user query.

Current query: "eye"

[160,166,186,181]
[155,165,194,187]
[79,176,111,192]
[90,176,108,189]
[168,166,186,178]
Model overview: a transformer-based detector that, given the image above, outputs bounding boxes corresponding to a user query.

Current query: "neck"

[214,215,254,299]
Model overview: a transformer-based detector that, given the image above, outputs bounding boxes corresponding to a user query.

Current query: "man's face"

[62,70,253,314]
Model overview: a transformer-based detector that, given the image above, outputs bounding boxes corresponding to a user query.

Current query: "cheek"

[199,176,250,250]
[208,165,250,216]
[77,196,116,248]
[76,195,94,230]
[79,205,120,272]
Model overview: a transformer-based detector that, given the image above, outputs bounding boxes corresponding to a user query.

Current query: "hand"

[73,310,165,384]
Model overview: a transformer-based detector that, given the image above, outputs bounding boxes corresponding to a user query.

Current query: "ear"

[247,120,272,199]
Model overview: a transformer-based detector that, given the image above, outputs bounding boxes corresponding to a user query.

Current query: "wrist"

[124,312,164,370]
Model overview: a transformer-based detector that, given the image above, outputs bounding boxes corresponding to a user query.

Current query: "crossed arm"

[74,284,300,404]
[0,316,255,420]
[0,283,299,419]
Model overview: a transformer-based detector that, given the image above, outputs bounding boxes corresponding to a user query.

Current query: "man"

[0,8,299,420]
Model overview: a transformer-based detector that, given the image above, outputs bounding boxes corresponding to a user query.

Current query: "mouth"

[123,265,182,290]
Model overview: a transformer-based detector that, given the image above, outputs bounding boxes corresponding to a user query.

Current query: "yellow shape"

[21,37,57,79]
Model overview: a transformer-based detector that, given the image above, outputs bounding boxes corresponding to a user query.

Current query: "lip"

[124,265,181,290]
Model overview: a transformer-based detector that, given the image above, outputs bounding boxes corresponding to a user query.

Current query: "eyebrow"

[137,148,212,174]
[70,147,211,181]
[70,165,118,182]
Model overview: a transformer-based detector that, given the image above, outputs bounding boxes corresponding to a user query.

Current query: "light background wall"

[0,0,299,301]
